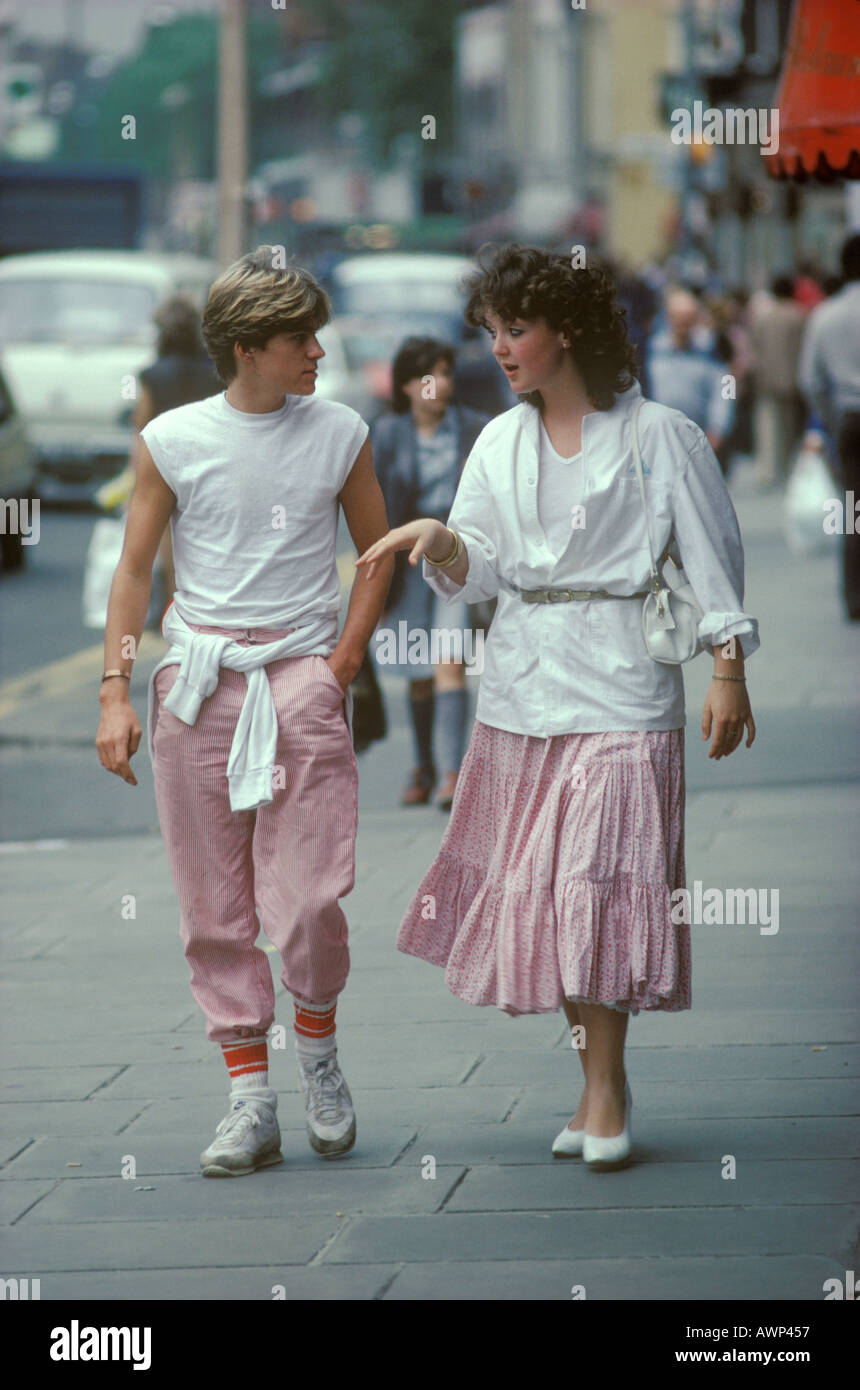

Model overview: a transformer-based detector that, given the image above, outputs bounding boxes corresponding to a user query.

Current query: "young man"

[96,246,393,1176]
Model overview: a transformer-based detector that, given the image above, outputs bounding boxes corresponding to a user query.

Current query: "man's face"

[236,327,326,395]
[667,295,699,349]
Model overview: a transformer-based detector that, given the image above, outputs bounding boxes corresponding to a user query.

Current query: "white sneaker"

[297,1054,356,1157]
[200,1089,283,1177]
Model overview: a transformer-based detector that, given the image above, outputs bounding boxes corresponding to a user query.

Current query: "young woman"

[356,244,758,1169]
[371,337,489,808]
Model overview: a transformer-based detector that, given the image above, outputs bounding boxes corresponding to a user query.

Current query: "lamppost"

[216,0,248,266]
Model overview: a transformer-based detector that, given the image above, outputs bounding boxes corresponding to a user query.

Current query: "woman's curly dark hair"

[462,243,638,411]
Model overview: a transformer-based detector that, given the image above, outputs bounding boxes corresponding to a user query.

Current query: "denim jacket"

[371,402,489,611]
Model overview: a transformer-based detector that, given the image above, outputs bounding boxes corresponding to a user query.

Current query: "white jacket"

[424,381,759,737]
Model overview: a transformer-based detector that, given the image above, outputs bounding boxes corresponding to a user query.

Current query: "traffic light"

[6,65,43,117]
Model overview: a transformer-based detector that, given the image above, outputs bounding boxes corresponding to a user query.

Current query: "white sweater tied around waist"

[147,605,349,812]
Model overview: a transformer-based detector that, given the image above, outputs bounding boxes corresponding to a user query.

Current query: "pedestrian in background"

[793,260,826,313]
[750,275,807,490]
[798,233,860,620]
[136,296,220,604]
[612,258,659,398]
[647,288,735,467]
[95,295,219,607]
[371,337,489,808]
[707,288,756,470]
[357,244,757,1171]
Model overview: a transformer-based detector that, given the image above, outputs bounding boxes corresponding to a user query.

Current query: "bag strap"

[627,397,675,592]
[629,398,661,589]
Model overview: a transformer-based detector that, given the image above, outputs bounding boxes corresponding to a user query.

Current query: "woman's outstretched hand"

[355,518,450,581]
[702,680,756,759]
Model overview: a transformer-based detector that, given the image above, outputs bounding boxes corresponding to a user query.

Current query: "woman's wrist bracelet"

[711,673,746,682]
[102,670,131,684]
[425,528,461,568]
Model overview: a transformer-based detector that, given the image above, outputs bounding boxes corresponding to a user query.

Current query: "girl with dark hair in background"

[370,336,489,808]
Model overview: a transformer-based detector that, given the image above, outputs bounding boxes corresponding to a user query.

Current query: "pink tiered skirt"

[396,721,690,1016]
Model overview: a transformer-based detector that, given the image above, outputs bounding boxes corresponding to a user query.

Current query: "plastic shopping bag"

[82,516,164,629]
[783,436,837,556]
[82,516,127,629]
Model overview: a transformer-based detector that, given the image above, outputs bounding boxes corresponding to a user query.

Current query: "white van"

[0,250,215,502]
[331,252,475,331]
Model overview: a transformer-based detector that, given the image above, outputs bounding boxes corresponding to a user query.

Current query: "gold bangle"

[711,673,746,682]
[425,528,460,567]
[102,670,131,683]
[436,531,462,568]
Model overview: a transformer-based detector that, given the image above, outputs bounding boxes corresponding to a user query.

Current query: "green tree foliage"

[304,0,458,163]
[59,14,219,175]
[57,2,458,177]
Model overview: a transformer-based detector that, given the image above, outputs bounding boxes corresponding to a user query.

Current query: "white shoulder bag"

[630,398,705,665]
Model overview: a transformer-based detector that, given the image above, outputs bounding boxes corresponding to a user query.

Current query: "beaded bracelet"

[711,673,746,682]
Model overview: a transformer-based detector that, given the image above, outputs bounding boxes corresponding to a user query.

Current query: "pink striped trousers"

[151,623,358,1043]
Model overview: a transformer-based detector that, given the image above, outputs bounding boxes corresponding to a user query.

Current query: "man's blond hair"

[202,245,330,384]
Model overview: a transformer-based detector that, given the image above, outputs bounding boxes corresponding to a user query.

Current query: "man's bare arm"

[329,437,394,688]
[95,442,176,783]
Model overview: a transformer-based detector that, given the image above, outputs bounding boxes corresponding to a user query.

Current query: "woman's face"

[483,311,568,393]
[401,356,454,411]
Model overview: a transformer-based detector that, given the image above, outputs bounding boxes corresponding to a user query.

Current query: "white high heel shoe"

[551,1121,586,1158]
[582,1083,633,1169]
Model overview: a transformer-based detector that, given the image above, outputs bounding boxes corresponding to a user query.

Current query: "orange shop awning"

[766,0,860,181]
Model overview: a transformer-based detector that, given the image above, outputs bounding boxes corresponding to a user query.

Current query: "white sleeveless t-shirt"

[141,391,368,630]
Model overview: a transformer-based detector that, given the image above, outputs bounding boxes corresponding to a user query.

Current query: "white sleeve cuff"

[421,531,500,605]
[698,614,760,657]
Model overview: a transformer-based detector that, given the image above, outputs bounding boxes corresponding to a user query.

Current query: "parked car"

[334,316,406,421]
[331,252,475,327]
[312,321,375,421]
[0,361,36,571]
[0,250,215,504]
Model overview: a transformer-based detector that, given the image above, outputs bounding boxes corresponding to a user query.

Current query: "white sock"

[295,1029,337,1065]
[230,1069,270,1093]
[293,997,337,1066]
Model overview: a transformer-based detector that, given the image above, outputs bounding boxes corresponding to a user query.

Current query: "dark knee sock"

[409,688,435,768]
[435,687,467,774]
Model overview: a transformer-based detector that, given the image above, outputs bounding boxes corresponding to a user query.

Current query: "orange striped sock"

[221,1036,269,1091]
[293,999,337,1061]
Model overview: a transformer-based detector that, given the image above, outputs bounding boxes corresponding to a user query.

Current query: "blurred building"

[453,0,719,265]
[456,0,854,283]
[1,0,854,286]
[677,0,847,288]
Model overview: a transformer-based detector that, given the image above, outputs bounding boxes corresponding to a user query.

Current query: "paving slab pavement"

[1,460,859,1301]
